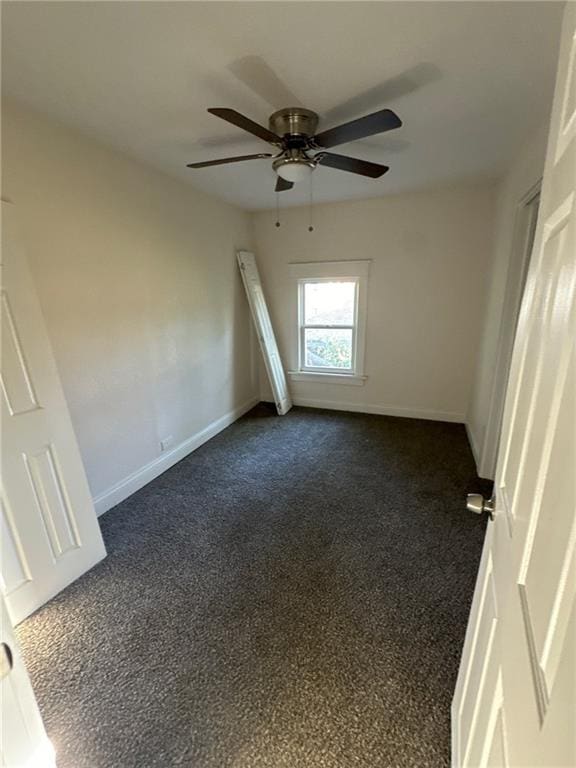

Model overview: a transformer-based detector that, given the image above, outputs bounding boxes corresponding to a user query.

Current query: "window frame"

[298,277,360,375]
[288,260,370,385]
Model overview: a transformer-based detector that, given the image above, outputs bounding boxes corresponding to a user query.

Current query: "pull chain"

[275,191,281,228]
[308,173,314,232]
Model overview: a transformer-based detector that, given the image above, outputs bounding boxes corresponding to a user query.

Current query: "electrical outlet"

[160,435,173,452]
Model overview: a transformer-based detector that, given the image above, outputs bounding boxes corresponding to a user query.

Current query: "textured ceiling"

[2,1,564,210]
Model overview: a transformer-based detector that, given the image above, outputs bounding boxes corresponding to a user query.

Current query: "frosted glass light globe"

[276,161,314,183]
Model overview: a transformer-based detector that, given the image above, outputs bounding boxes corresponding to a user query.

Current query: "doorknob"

[466,493,495,520]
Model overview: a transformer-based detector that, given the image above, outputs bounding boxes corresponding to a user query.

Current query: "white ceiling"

[2,2,564,211]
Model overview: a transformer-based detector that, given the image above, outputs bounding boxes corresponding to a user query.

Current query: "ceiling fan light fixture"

[274,159,315,183]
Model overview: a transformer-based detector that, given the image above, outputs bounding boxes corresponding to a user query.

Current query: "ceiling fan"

[186,106,402,192]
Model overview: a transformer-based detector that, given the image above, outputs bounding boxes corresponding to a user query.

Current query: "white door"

[452,4,576,766]
[1,594,55,768]
[237,251,292,415]
[1,203,106,625]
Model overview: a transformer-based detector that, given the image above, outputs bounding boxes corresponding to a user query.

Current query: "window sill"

[288,371,367,386]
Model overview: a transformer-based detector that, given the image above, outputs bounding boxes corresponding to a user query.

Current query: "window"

[288,260,370,384]
[299,279,358,372]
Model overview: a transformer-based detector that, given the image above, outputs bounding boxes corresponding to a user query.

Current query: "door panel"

[1,496,32,594]
[24,444,82,558]
[482,677,508,768]
[237,251,292,416]
[460,552,498,748]
[1,202,106,624]
[1,291,40,415]
[453,527,505,768]
[519,347,575,715]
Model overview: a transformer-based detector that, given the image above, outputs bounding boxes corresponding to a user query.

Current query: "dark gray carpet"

[17,404,488,768]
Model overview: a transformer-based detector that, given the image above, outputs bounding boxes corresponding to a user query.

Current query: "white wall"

[2,97,548,504]
[2,99,258,513]
[467,122,550,477]
[253,183,496,422]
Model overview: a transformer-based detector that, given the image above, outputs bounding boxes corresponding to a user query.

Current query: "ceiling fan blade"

[275,177,294,192]
[313,109,402,149]
[316,152,389,178]
[207,108,281,145]
[186,153,272,169]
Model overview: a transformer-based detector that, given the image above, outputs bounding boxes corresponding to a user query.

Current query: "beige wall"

[467,122,549,477]
[3,97,547,503]
[2,99,257,510]
[253,183,496,422]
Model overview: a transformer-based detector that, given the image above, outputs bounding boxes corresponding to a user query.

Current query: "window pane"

[304,328,353,369]
[304,281,356,325]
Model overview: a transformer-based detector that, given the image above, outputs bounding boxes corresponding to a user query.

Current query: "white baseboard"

[93,396,260,517]
[291,396,464,423]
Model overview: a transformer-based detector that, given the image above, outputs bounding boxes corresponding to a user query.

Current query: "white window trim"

[287,260,370,384]
[287,371,368,386]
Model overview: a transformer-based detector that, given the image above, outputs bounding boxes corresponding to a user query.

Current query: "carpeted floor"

[17,404,488,768]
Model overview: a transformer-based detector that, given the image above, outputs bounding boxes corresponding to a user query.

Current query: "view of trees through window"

[302,281,356,370]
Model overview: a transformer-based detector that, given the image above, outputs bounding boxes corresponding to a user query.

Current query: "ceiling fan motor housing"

[269,108,319,141]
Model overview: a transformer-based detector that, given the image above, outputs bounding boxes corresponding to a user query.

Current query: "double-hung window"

[289,260,370,384]
[299,279,358,372]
